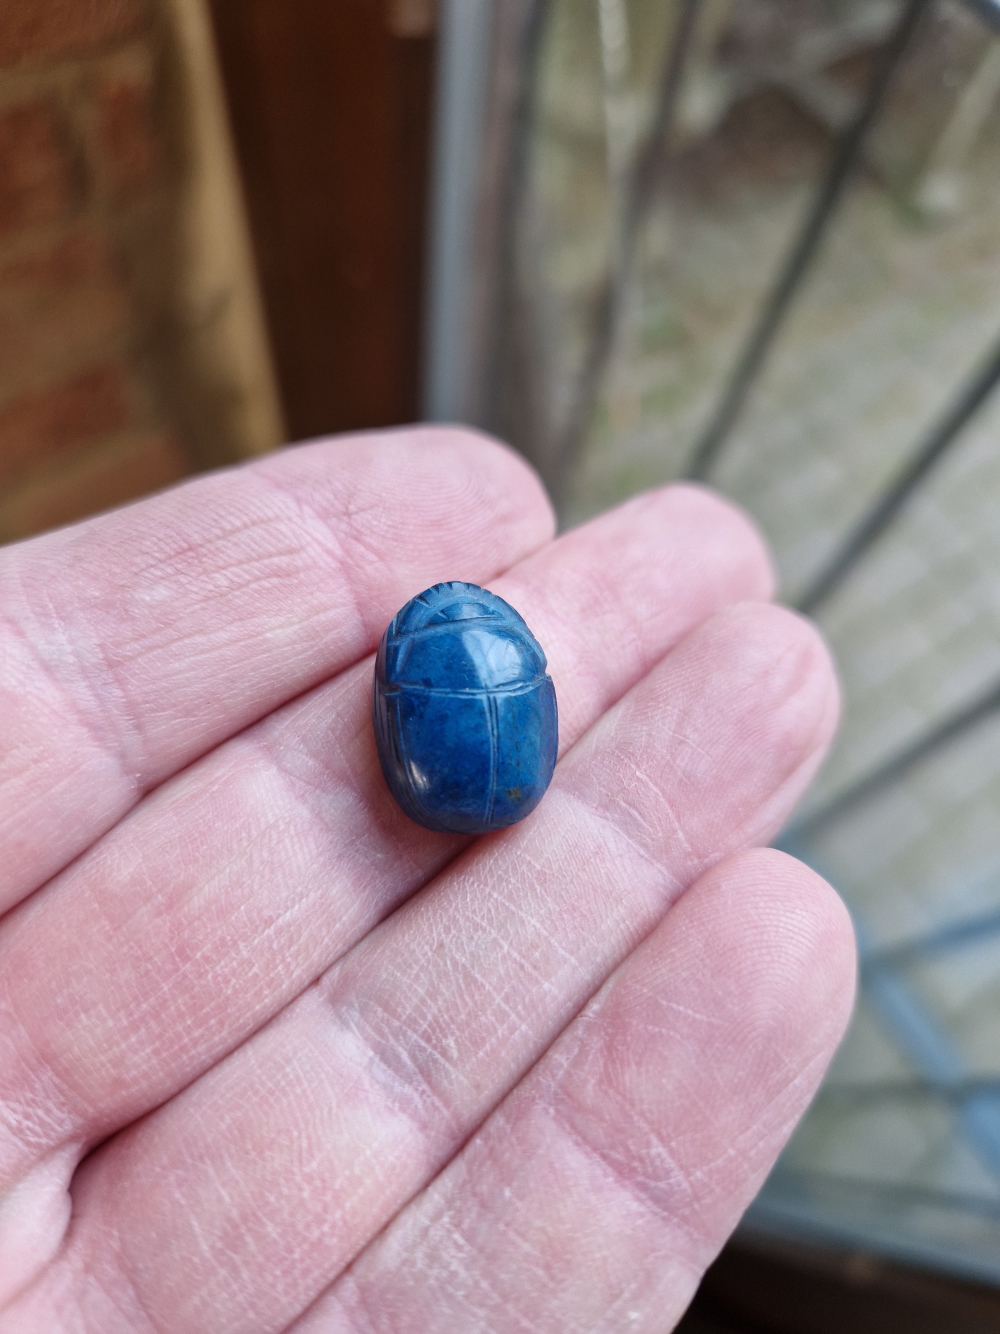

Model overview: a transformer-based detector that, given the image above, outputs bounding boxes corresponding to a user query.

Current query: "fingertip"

[655,482,776,604]
[744,845,858,1036]
[696,846,858,1060]
[379,423,558,548]
[766,602,842,755]
[705,600,842,760]
[254,422,557,553]
[541,841,859,1284]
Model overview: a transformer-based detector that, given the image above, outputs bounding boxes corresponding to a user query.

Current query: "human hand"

[0,428,854,1332]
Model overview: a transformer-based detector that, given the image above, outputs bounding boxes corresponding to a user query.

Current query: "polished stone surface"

[372,581,558,834]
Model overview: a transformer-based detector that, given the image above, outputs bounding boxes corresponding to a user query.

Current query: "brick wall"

[0,0,284,544]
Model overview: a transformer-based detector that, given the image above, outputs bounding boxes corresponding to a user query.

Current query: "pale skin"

[0,426,855,1332]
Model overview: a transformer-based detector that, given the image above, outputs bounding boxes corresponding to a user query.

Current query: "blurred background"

[5,0,1000,1327]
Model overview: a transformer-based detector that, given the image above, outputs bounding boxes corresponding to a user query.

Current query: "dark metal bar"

[797,330,1000,615]
[545,0,701,506]
[765,1168,1000,1223]
[784,674,1000,843]
[858,915,1000,1180]
[821,1078,1000,1106]
[611,0,701,286]
[962,0,1000,33]
[484,0,554,468]
[685,0,932,482]
[855,954,1000,1177]
[865,906,1000,971]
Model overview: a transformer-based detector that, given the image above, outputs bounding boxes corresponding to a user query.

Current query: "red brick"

[0,0,146,70]
[0,430,192,542]
[0,102,78,240]
[93,76,161,199]
[0,363,134,483]
[0,227,121,289]
[0,230,131,400]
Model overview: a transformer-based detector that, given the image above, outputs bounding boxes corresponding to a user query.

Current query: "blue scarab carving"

[372,581,558,834]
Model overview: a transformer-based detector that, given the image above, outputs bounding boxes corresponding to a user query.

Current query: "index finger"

[0,426,554,912]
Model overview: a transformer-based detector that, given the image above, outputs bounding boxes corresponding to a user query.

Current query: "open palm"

[0,428,854,1332]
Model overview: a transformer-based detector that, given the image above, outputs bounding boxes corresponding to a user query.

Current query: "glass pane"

[461,0,1000,1281]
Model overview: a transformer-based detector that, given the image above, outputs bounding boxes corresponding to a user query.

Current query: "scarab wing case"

[372,581,558,834]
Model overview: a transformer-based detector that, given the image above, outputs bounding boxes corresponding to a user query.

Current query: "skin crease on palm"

[0,426,856,1333]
